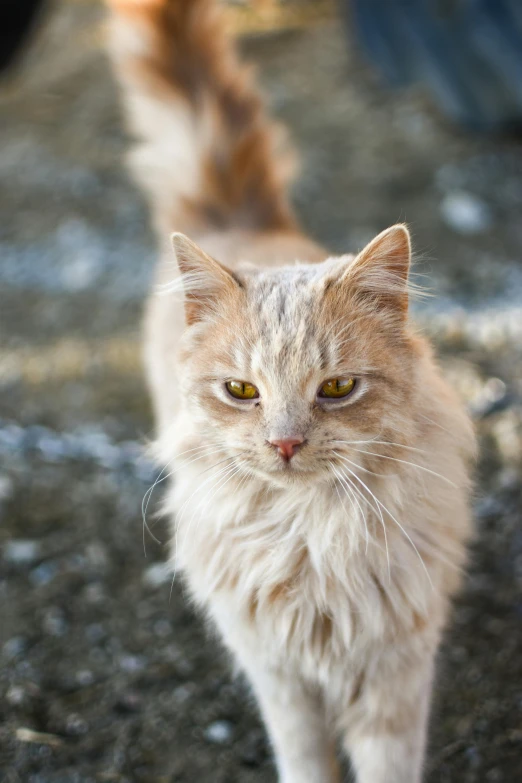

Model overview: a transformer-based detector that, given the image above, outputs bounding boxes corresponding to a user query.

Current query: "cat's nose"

[269,437,304,461]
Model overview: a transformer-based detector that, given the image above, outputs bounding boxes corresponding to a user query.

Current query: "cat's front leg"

[341,655,433,783]
[244,664,340,783]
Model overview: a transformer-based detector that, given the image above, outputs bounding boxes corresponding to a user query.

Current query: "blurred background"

[0,1,521,781]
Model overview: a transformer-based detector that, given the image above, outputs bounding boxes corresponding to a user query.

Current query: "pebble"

[172,684,195,704]
[471,378,509,419]
[82,583,106,605]
[119,654,146,673]
[76,669,94,687]
[475,496,504,521]
[491,409,522,462]
[204,720,234,745]
[65,713,89,736]
[6,685,26,706]
[30,561,58,587]
[3,637,26,659]
[85,542,109,573]
[0,473,13,501]
[142,562,171,589]
[4,539,40,565]
[42,607,68,637]
[440,191,492,235]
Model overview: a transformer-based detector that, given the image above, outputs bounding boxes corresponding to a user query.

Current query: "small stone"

[172,683,195,704]
[142,562,171,589]
[85,542,109,573]
[6,685,26,706]
[496,468,519,491]
[0,424,24,453]
[440,191,492,235]
[29,561,58,586]
[65,713,89,736]
[475,496,503,521]
[0,474,13,501]
[36,432,68,462]
[82,583,105,605]
[76,670,94,687]
[491,409,522,462]
[3,637,26,659]
[119,654,146,673]
[4,539,40,565]
[16,727,63,747]
[204,720,234,745]
[42,607,67,637]
[472,378,509,419]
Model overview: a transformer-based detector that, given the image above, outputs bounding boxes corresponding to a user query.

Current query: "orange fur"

[107,0,296,235]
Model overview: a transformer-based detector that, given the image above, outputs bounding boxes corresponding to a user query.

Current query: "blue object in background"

[349,0,522,131]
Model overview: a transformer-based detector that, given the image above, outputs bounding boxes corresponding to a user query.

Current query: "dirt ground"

[1,1,521,781]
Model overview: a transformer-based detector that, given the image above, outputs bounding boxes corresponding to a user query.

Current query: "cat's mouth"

[262,461,321,485]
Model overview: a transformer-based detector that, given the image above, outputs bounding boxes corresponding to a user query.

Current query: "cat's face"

[174,226,417,486]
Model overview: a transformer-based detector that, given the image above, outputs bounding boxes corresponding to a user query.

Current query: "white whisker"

[348,448,458,488]
[330,463,370,555]
[342,465,434,590]
[333,463,389,575]
[333,438,429,455]
[141,444,227,555]
[333,451,392,478]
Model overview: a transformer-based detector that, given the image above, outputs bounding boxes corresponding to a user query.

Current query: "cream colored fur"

[106,2,476,781]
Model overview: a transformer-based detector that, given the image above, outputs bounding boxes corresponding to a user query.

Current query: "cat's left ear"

[344,224,412,318]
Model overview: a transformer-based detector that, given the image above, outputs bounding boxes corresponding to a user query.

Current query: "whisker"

[347,448,458,488]
[141,444,227,554]
[333,439,429,455]
[330,463,370,555]
[343,466,434,590]
[333,450,392,478]
[333,464,389,575]
[418,412,453,436]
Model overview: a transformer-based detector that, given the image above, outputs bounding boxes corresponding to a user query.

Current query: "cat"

[106,1,476,781]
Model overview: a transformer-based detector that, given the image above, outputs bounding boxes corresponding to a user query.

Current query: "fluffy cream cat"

[106,1,476,780]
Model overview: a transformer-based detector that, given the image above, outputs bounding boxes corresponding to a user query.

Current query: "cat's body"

[107,2,476,781]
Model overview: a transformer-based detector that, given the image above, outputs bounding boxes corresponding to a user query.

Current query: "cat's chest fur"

[169,468,434,679]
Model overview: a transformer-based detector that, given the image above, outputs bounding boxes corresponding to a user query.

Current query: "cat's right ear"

[171,233,242,326]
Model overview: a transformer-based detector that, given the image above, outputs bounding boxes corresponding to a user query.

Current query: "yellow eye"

[226,380,259,400]
[319,378,356,399]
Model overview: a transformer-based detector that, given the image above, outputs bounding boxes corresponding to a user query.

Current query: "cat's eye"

[318,378,356,399]
[226,380,259,400]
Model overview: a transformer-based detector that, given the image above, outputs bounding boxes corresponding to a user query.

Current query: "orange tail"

[106,0,297,236]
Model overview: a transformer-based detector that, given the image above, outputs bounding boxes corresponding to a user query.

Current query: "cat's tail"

[106,0,297,237]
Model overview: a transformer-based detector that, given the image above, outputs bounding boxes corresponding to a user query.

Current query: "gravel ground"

[1,2,521,781]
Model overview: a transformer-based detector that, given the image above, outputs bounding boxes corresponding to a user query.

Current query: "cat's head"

[171,225,420,487]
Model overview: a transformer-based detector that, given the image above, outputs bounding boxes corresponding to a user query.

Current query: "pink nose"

[269,437,304,461]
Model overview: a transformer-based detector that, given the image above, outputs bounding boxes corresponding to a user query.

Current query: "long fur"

[105,3,476,782]
[106,0,296,235]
